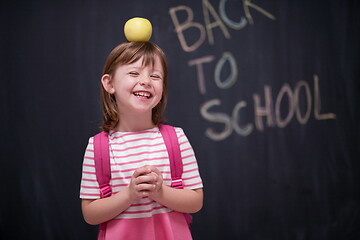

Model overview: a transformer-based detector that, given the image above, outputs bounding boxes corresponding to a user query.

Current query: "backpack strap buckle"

[100,184,112,198]
[171,178,183,189]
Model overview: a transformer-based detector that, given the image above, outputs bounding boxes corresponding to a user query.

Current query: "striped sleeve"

[176,128,203,189]
[79,137,101,199]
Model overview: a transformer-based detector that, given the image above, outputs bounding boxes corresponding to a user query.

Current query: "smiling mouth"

[133,91,151,99]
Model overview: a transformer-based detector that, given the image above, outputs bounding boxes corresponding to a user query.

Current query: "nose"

[139,76,151,86]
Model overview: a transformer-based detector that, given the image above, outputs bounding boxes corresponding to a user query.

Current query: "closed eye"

[129,71,139,76]
[151,74,162,80]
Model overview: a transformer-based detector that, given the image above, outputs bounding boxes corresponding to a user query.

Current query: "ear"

[101,74,115,94]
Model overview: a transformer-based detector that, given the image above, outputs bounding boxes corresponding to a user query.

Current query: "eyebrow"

[126,65,163,73]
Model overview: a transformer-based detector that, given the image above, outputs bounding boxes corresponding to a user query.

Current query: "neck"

[115,112,155,132]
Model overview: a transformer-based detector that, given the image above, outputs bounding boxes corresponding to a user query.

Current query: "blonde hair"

[100,42,168,132]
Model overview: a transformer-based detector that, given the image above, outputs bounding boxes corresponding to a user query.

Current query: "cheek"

[155,83,164,97]
[154,85,164,105]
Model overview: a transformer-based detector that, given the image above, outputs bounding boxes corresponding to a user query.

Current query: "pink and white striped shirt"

[80,127,202,239]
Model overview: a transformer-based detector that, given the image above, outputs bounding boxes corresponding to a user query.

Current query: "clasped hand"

[129,165,163,200]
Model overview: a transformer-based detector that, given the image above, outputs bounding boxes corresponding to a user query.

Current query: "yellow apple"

[124,17,152,42]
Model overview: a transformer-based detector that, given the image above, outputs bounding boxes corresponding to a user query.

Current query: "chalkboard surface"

[1,1,359,239]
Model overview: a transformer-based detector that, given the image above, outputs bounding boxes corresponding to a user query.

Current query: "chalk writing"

[188,56,215,94]
[294,81,312,124]
[169,0,276,52]
[187,52,237,94]
[202,0,231,45]
[200,75,336,140]
[169,5,206,52]
[169,1,335,141]
[215,52,238,89]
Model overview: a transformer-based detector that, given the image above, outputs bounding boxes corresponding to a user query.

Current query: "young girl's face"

[110,56,164,117]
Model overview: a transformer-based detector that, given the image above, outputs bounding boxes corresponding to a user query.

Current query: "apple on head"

[124,17,152,42]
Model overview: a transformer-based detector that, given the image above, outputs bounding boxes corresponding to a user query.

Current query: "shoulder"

[170,126,189,143]
[161,125,185,137]
[91,131,109,138]
[173,126,184,134]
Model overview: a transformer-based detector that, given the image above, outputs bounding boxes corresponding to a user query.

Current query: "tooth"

[134,92,150,98]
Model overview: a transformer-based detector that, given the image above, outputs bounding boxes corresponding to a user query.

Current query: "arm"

[150,187,203,213]
[82,166,158,225]
[147,166,203,213]
[82,187,134,225]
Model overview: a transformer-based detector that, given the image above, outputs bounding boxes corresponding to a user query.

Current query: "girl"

[80,42,203,240]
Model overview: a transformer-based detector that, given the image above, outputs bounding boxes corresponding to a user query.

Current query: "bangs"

[120,42,163,70]
[130,46,158,68]
[103,42,167,76]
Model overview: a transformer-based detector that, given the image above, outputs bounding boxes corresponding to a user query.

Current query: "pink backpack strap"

[159,124,183,189]
[93,131,112,198]
[160,124,193,226]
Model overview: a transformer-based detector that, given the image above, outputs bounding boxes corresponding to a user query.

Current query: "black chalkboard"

[1,0,359,239]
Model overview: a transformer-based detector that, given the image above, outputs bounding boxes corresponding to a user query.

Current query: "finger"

[136,183,156,192]
[136,174,157,184]
[133,189,151,199]
[149,170,163,184]
[140,191,150,198]
[143,165,163,174]
[133,166,152,178]
[150,167,162,176]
